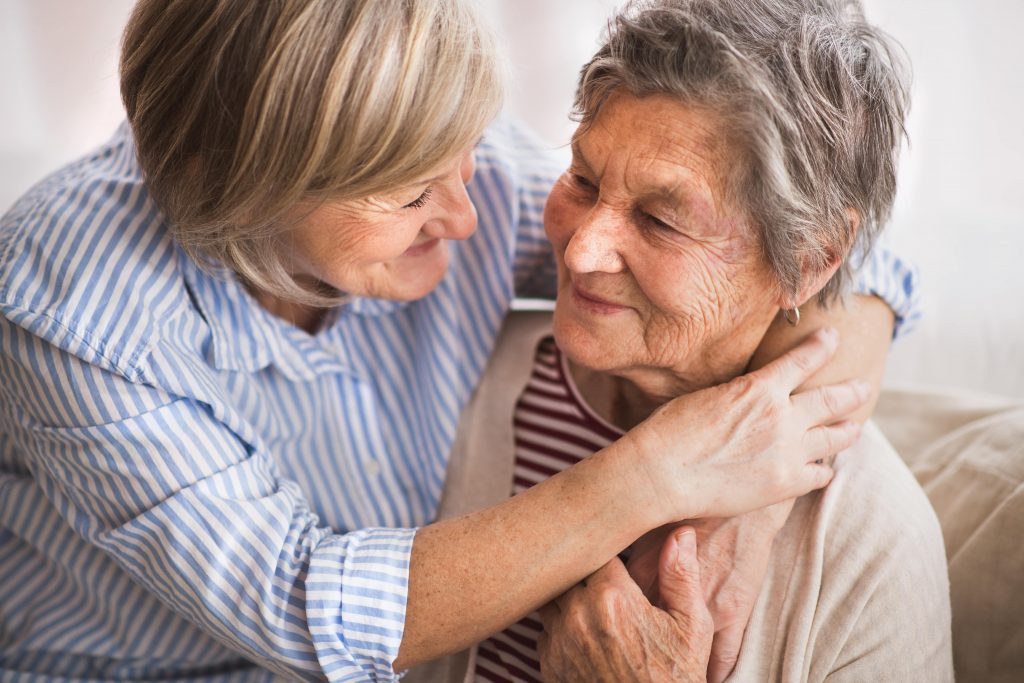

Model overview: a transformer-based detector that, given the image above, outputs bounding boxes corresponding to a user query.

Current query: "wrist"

[589,436,699,531]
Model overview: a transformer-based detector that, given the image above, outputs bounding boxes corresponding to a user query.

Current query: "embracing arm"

[749,294,895,421]
[396,327,866,668]
[0,311,861,681]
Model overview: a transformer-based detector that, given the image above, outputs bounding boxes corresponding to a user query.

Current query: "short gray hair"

[574,0,910,303]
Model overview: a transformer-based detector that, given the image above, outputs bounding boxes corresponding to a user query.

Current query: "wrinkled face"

[282,146,478,301]
[546,93,784,395]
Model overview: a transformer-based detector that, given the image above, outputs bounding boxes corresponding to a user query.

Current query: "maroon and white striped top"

[474,336,624,683]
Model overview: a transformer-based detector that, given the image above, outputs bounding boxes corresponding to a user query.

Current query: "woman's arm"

[0,314,861,681]
[395,329,867,668]
[615,294,897,683]
[749,294,895,420]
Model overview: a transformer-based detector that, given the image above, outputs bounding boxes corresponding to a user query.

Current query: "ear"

[777,209,861,309]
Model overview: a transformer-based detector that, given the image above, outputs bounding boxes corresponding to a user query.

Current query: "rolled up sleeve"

[852,244,921,338]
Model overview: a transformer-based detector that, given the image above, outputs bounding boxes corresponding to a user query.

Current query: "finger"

[802,420,862,464]
[581,556,636,592]
[751,328,838,392]
[537,602,560,630]
[657,527,709,621]
[792,379,871,426]
[537,631,550,666]
[553,579,587,613]
[794,462,835,496]
[708,624,745,683]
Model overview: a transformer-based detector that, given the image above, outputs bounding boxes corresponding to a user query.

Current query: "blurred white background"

[2,0,1022,397]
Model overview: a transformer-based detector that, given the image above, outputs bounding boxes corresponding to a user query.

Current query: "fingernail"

[821,327,839,343]
[677,529,696,563]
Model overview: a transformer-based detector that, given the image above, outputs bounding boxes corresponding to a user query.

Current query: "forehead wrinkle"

[576,94,742,225]
[621,143,720,223]
[642,115,731,212]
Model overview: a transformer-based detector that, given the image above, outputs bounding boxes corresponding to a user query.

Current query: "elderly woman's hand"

[626,504,793,683]
[538,527,712,683]
[613,328,868,526]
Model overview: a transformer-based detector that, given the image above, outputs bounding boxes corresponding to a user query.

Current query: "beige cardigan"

[403,312,953,683]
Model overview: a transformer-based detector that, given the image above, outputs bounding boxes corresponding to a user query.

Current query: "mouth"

[570,283,630,314]
[403,238,440,258]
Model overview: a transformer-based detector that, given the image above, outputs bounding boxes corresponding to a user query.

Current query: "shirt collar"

[179,247,392,382]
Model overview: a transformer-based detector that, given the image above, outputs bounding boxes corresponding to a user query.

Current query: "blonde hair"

[121,0,502,306]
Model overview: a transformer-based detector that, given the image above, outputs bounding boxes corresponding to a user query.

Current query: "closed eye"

[571,173,596,190]
[403,187,433,210]
[646,213,673,229]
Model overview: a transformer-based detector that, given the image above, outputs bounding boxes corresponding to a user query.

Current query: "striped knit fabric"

[474,337,622,683]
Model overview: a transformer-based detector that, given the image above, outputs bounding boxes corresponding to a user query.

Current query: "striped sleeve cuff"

[851,244,921,339]
[307,527,416,682]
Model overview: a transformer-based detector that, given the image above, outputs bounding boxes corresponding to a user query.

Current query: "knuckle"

[821,427,837,455]
[790,347,816,374]
[762,395,784,423]
[563,603,590,635]
[730,373,765,402]
[821,387,845,417]
[593,587,625,634]
[728,374,756,399]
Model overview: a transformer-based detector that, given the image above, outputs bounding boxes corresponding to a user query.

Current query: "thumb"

[657,526,705,617]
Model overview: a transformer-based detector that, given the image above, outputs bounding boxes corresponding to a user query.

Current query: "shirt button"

[365,459,381,477]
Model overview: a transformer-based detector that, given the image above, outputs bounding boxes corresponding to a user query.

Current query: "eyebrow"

[570,140,595,175]
[571,139,701,211]
[401,137,483,191]
[398,172,446,192]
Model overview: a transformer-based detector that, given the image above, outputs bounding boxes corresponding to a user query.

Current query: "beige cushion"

[876,388,1024,682]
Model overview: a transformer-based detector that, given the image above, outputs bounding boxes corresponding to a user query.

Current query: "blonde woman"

[0,1,914,681]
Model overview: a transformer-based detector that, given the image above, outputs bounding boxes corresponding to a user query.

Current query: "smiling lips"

[571,283,630,313]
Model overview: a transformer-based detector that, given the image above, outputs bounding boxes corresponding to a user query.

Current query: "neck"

[568,361,685,430]
[246,284,327,335]
[567,356,752,431]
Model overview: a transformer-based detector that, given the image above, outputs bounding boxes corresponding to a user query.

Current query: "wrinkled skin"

[627,502,794,682]
[538,91,854,682]
[538,528,713,683]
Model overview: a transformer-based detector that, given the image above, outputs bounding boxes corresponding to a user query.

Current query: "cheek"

[631,247,721,315]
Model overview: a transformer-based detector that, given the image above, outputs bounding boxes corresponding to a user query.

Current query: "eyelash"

[570,173,595,191]
[644,213,673,230]
[404,187,433,210]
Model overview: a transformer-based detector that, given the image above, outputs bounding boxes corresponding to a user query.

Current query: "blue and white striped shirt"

[0,120,917,682]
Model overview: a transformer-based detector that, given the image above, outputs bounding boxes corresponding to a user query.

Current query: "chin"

[552,305,630,373]
[385,246,450,301]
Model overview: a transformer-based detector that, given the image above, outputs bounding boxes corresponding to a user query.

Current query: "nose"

[441,190,477,241]
[563,206,625,273]
[427,155,478,241]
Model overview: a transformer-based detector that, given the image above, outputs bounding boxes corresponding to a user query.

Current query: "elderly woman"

[409,1,952,682]
[0,1,917,681]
